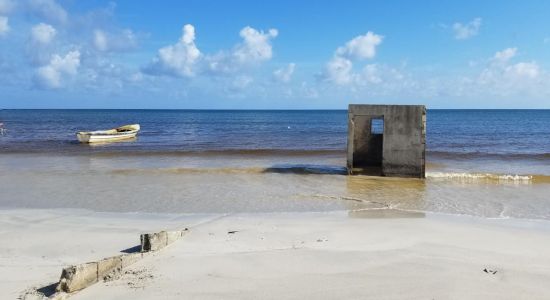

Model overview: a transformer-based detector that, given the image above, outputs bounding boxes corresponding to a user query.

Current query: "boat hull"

[77,124,140,143]
[77,132,138,143]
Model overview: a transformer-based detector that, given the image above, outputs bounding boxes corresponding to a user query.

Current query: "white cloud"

[362,64,382,84]
[481,49,539,82]
[466,48,545,99]
[28,0,68,24]
[93,29,138,52]
[0,0,13,14]
[0,15,8,36]
[144,24,201,77]
[273,63,295,83]
[453,18,481,40]
[145,24,279,79]
[233,27,278,63]
[31,23,56,44]
[322,31,383,86]
[336,31,383,60]
[34,50,80,88]
[324,56,354,85]
[505,62,539,79]
[206,26,278,74]
[493,47,517,63]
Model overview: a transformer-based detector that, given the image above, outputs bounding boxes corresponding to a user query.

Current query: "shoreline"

[4,208,550,299]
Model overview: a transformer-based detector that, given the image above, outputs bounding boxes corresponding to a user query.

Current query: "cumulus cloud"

[34,50,80,88]
[93,28,137,52]
[453,18,481,40]
[335,31,383,60]
[493,47,517,63]
[234,27,278,63]
[273,63,295,83]
[482,48,539,80]
[322,31,383,86]
[31,23,56,44]
[27,0,68,24]
[143,24,201,77]
[145,24,279,78]
[505,62,539,79]
[324,56,354,85]
[206,26,278,74]
[465,48,545,99]
[0,15,8,36]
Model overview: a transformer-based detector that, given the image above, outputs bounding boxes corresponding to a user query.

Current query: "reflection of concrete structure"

[347,104,426,178]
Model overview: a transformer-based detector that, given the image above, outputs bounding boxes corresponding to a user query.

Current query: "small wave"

[426,172,534,182]
[427,150,550,161]
[111,164,348,176]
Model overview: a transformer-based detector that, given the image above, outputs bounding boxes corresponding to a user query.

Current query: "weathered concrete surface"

[141,231,167,252]
[141,229,188,252]
[121,252,143,268]
[53,229,187,295]
[97,256,123,281]
[348,104,426,178]
[57,262,98,293]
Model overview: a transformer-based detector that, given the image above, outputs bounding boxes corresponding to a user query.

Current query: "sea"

[1,109,549,219]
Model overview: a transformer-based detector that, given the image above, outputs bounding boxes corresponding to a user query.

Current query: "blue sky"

[1,0,550,109]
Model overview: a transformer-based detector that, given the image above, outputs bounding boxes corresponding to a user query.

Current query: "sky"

[1,0,550,109]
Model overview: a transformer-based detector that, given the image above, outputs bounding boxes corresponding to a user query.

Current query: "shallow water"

[0,153,548,220]
[1,109,549,219]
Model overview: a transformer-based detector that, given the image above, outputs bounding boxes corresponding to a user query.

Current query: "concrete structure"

[49,229,188,296]
[140,229,188,252]
[347,104,426,178]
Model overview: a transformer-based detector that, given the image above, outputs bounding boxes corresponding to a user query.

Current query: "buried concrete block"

[141,231,167,252]
[42,229,189,297]
[167,229,187,244]
[121,252,143,268]
[56,262,98,293]
[97,255,123,280]
[141,229,188,252]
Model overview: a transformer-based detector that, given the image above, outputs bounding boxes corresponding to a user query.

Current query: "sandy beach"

[3,0,550,298]
[4,208,550,299]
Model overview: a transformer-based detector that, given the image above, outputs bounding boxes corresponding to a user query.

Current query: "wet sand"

[4,208,550,299]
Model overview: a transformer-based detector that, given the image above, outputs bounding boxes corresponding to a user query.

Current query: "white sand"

[3,209,550,299]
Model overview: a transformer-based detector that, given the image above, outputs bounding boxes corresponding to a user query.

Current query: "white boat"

[77,124,140,143]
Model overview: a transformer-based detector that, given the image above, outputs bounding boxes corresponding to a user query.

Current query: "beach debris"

[316,238,328,242]
[483,268,498,275]
[227,230,239,234]
[21,228,189,298]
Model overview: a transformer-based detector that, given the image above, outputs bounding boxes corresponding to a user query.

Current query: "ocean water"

[1,109,549,219]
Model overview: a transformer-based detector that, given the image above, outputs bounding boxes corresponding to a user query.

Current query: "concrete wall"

[347,104,426,178]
